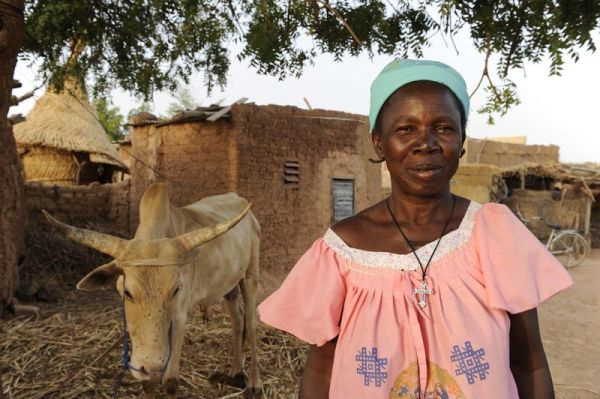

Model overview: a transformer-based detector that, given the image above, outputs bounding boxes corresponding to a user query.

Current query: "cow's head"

[43,205,250,381]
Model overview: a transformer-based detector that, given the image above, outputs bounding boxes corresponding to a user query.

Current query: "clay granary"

[14,79,127,186]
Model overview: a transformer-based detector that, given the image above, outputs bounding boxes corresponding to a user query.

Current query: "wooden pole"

[584,197,592,243]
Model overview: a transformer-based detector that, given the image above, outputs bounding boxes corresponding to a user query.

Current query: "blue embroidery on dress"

[435,383,450,399]
[450,341,490,384]
[356,347,388,387]
[399,384,409,396]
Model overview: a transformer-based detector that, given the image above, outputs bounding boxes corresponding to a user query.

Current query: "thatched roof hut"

[14,79,127,186]
[501,162,600,196]
[500,162,600,248]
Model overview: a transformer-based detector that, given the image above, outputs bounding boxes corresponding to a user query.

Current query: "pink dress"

[258,202,573,399]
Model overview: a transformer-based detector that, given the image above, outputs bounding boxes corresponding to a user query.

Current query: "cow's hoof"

[208,371,247,389]
[243,386,264,399]
[164,378,179,398]
[231,372,248,389]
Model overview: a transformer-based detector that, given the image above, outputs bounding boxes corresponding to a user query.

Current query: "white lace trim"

[324,201,482,272]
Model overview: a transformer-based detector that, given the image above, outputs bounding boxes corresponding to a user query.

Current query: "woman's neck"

[388,189,454,227]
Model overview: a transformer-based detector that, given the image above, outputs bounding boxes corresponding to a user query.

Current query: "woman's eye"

[395,126,414,134]
[124,289,133,301]
[436,125,454,133]
[172,287,180,298]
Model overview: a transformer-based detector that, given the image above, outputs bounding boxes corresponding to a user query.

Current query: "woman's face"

[372,81,464,198]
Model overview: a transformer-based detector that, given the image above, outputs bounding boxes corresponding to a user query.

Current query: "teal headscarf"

[369,59,470,133]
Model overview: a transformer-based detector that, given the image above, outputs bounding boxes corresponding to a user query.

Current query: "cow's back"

[180,192,253,231]
[136,185,259,240]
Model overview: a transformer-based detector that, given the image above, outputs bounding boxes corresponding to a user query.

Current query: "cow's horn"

[174,203,251,252]
[43,210,126,257]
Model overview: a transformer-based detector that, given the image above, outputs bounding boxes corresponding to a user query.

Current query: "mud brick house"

[127,103,383,276]
[461,137,559,167]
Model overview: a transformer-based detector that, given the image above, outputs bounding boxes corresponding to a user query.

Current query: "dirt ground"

[539,249,600,399]
[2,250,599,399]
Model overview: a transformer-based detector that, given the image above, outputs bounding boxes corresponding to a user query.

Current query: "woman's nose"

[412,129,439,153]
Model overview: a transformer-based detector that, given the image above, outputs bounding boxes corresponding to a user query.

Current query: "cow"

[44,183,262,398]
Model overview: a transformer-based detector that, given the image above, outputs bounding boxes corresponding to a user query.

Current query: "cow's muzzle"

[118,276,174,382]
[122,302,173,381]
[135,366,164,381]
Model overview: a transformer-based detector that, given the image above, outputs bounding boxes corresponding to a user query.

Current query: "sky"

[11,29,600,163]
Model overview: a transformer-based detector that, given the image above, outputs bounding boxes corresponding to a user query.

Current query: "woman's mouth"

[408,164,443,179]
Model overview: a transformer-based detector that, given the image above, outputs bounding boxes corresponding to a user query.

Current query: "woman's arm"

[299,339,337,399]
[509,308,555,399]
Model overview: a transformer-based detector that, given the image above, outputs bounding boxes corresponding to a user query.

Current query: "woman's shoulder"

[330,200,388,249]
[473,202,520,226]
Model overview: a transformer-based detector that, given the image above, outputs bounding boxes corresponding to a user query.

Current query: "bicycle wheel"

[549,232,590,268]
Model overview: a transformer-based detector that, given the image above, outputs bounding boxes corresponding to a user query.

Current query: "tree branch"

[446,12,459,55]
[317,0,363,47]
[485,72,504,104]
[226,0,244,35]
[8,113,25,125]
[503,1,528,78]
[67,39,86,66]
[471,44,504,105]
[470,46,491,98]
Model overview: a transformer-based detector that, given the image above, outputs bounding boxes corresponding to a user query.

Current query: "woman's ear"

[371,131,385,161]
[460,148,466,158]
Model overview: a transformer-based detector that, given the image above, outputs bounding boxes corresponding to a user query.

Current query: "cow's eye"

[172,287,180,298]
[123,289,133,301]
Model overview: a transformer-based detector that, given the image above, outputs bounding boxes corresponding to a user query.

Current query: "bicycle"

[515,207,590,268]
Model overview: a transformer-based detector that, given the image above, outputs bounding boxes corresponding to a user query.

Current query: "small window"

[332,178,354,224]
[284,160,300,189]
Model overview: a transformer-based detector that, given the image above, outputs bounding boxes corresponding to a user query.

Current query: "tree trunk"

[0,1,25,312]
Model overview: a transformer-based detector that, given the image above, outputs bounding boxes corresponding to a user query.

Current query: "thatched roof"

[501,162,600,200]
[14,80,126,170]
[502,162,600,185]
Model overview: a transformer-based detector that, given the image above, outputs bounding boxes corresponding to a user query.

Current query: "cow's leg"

[240,245,263,398]
[163,378,179,398]
[209,286,247,388]
[141,380,157,399]
[161,316,186,399]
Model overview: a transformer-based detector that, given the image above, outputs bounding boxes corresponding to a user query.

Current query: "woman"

[258,59,572,399]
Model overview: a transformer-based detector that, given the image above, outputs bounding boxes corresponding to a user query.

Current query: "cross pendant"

[414,280,433,309]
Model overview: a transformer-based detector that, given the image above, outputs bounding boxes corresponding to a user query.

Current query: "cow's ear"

[77,261,122,291]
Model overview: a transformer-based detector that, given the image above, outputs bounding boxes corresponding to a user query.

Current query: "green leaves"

[167,86,198,116]
[24,0,236,98]
[93,96,126,141]
[241,0,310,78]
[429,0,599,122]
[22,0,600,122]
[477,79,520,125]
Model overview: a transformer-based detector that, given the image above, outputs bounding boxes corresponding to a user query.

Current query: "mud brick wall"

[232,104,382,274]
[128,104,382,279]
[450,164,502,204]
[128,122,232,231]
[463,138,559,167]
[24,180,131,235]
